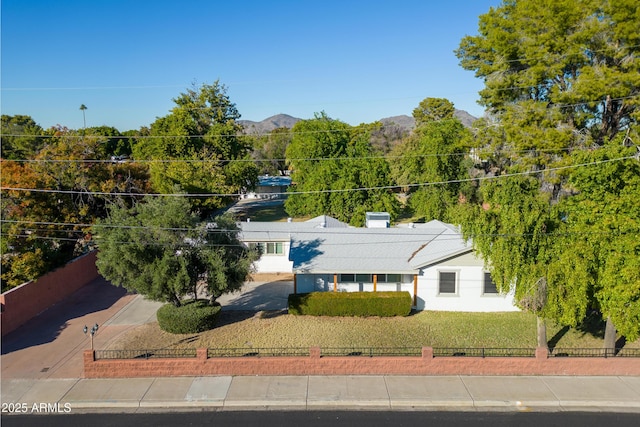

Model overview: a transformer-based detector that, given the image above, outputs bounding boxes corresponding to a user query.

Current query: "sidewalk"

[2,278,640,414]
[3,375,640,413]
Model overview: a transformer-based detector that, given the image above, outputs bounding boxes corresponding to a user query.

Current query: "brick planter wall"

[83,347,640,378]
[1,252,99,336]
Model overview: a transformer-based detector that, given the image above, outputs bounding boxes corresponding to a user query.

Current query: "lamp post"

[83,323,99,350]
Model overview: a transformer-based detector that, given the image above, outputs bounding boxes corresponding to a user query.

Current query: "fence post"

[310,347,321,358]
[421,347,433,359]
[197,348,208,360]
[535,347,548,360]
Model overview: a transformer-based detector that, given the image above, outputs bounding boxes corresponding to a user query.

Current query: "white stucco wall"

[415,252,518,312]
[293,252,518,312]
[251,241,293,273]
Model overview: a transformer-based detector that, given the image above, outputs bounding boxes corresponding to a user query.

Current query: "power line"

[1,93,638,139]
[4,146,587,164]
[1,154,635,198]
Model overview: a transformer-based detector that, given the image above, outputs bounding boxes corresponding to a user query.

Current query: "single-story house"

[242,175,292,200]
[239,214,517,312]
[239,215,348,274]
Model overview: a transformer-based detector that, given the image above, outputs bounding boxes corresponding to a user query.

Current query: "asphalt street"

[3,411,640,427]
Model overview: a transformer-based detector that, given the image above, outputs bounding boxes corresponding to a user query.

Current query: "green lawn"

[107,310,639,352]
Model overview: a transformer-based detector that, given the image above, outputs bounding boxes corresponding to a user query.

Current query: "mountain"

[378,109,478,132]
[239,110,478,134]
[239,114,301,134]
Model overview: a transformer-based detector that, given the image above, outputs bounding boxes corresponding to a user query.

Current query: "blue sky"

[1,0,501,131]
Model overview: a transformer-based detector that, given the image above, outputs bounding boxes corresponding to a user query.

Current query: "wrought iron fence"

[549,348,640,358]
[95,349,197,360]
[321,347,423,357]
[93,346,640,360]
[432,348,536,358]
[207,347,310,358]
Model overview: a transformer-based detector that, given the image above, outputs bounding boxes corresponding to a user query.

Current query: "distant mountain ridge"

[239,110,478,134]
[238,114,301,134]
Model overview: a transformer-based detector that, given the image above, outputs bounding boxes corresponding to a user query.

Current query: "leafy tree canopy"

[454,0,640,343]
[132,81,258,213]
[285,113,399,226]
[412,97,455,126]
[250,127,292,176]
[1,114,44,160]
[391,99,472,222]
[456,0,639,144]
[95,195,257,306]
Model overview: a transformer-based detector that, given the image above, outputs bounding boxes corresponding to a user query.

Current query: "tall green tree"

[285,113,398,226]
[456,0,639,144]
[1,115,44,160]
[412,97,456,127]
[390,99,472,222]
[454,0,639,346]
[132,81,258,213]
[95,196,256,306]
[549,141,640,342]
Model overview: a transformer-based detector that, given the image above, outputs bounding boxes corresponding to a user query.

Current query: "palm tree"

[79,104,87,129]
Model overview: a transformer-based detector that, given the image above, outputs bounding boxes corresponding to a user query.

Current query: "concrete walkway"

[2,277,640,414]
[3,375,640,413]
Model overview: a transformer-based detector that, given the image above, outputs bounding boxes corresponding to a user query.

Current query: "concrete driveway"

[217,281,293,311]
[1,277,292,380]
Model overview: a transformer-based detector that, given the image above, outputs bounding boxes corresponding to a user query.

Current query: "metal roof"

[239,215,349,242]
[288,220,472,274]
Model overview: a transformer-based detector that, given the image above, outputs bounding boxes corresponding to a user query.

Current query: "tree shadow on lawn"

[552,311,630,351]
[215,309,288,328]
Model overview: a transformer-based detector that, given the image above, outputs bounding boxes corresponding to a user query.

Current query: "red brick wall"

[83,347,640,378]
[1,251,99,336]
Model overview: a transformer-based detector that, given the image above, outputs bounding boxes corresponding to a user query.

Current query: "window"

[356,273,372,283]
[266,242,284,255]
[248,242,264,253]
[340,274,355,282]
[483,272,498,294]
[438,271,457,294]
[249,242,283,255]
[385,274,402,283]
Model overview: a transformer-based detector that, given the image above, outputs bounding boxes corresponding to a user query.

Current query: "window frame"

[438,270,458,295]
[483,271,499,295]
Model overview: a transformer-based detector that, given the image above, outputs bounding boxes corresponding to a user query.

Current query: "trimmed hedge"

[157,299,221,334]
[288,291,412,317]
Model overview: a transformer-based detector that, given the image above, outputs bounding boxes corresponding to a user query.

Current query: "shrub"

[157,299,221,334]
[288,291,412,317]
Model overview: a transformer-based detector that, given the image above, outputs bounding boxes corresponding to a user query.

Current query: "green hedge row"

[288,291,412,317]
[157,299,222,334]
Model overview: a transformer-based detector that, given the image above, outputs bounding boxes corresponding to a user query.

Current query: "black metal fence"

[432,347,536,358]
[549,348,640,358]
[95,349,197,360]
[207,347,310,358]
[321,347,423,357]
[93,346,640,360]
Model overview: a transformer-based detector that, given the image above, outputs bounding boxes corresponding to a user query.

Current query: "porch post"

[373,274,377,292]
[293,274,297,294]
[333,273,337,292]
[413,274,418,307]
